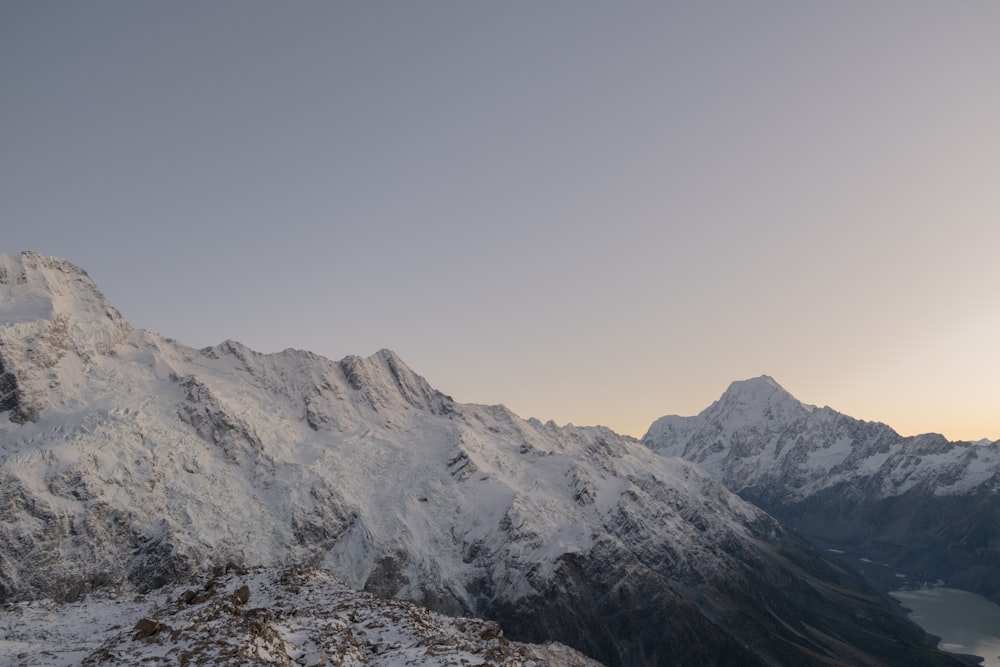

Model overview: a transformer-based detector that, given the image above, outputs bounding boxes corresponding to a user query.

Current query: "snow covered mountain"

[644,376,1000,601]
[0,253,970,666]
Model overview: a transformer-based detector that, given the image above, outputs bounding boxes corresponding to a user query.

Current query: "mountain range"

[0,252,978,666]
[644,375,1000,601]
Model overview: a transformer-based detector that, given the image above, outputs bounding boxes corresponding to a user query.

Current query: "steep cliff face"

[0,253,969,666]
[645,376,1000,601]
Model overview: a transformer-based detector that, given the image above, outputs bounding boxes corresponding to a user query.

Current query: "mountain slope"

[0,253,969,666]
[644,376,1000,600]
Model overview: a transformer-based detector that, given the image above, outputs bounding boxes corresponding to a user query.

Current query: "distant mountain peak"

[700,375,811,425]
[718,375,793,402]
[729,374,783,390]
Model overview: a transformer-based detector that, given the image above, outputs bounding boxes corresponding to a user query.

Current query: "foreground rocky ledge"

[0,565,602,667]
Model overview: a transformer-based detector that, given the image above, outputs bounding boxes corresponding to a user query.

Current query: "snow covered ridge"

[0,252,971,666]
[1,565,601,667]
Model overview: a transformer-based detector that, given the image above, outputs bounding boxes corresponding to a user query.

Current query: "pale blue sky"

[3,2,999,439]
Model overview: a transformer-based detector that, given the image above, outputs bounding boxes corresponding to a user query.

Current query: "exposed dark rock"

[225,561,248,576]
[364,554,409,598]
[0,351,36,424]
[233,584,250,606]
[127,525,196,594]
[486,534,969,667]
[133,617,169,639]
[487,547,765,667]
[0,354,19,414]
[746,482,1000,603]
[178,587,212,605]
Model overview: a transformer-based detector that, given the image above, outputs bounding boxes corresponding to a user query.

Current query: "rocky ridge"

[2,564,601,667]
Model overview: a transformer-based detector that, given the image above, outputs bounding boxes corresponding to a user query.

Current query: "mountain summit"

[0,253,968,666]
[645,375,816,477]
[717,375,795,405]
[699,375,810,425]
[0,251,132,422]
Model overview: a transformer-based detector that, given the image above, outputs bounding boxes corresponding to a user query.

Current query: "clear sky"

[2,2,998,441]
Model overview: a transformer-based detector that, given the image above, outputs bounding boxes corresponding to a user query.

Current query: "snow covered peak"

[646,375,1000,503]
[680,375,814,439]
[710,375,803,413]
[0,251,131,346]
[0,252,132,422]
[723,374,786,396]
[0,251,125,327]
[338,347,452,415]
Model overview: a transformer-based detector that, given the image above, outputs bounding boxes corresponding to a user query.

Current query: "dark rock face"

[488,545,766,667]
[0,354,19,414]
[0,352,34,423]
[0,475,139,602]
[483,535,967,667]
[745,480,1000,603]
[133,617,170,639]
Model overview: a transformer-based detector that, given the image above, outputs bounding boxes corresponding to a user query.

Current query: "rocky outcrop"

[3,565,605,667]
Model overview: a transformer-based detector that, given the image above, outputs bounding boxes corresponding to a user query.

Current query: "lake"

[891,587,1000,667]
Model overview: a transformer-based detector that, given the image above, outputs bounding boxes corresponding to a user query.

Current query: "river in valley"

[891,587,1000,667]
